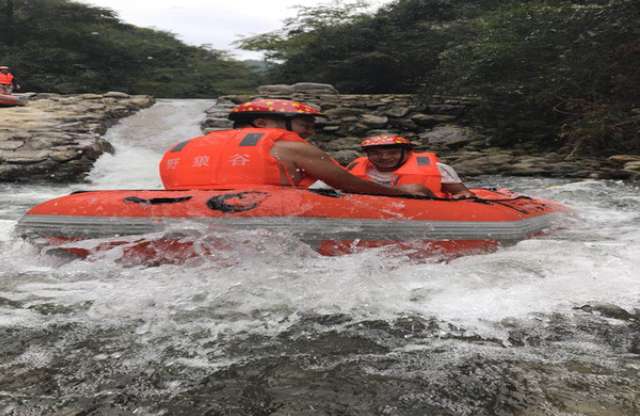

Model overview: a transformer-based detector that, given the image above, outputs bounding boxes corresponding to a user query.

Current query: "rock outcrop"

[2,84,638,183]
[0,92,155,182]
[203,84,640,180]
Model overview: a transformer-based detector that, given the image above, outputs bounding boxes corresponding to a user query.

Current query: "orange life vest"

[160,128,317,190]
[347,152,445,196]
[0,73,14,85]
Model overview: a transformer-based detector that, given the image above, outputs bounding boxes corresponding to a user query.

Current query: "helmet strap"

[393,148,407,170]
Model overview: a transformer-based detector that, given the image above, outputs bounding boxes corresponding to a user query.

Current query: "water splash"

[2,101,639,415]
[84,99,214,190]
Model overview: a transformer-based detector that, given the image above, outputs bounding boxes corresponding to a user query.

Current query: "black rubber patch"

[307,188,343,198]
[206,191,270,213]
[124,196,193,204]
[170,140,192,152]
[239,133,264,147]
[346,161,359,171]
[416,156,431,166]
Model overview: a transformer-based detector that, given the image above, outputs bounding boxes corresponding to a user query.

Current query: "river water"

[1,100,639,415]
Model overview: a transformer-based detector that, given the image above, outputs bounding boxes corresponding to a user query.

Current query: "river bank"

[2,88,639,184]
[205,84,640,181]
[0,92,154,182]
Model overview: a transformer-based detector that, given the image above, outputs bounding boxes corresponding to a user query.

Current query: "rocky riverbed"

[0,92,154,182]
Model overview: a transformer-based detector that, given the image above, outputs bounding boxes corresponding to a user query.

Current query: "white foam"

[84,99,214,190]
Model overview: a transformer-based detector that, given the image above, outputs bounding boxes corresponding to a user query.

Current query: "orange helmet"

[229,99,325,121]
[361,135,413,148]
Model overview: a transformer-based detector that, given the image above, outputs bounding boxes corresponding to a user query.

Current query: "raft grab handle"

[124,196,193,205]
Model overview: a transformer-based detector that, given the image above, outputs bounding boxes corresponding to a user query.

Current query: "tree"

[0,0,259,97]
[235,0,372,62]
[236,0,640,155]
[429,0,640,154]
[2,0,15,46]
[234,0,495,93]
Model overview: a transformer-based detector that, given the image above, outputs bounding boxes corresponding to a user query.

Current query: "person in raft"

[0,66,20,95]
[346,135,476,199]
[159,99,425,196]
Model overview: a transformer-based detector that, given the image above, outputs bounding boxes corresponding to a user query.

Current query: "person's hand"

[450,191,476,200]
[16,85,21,90]
[396,183,437,197]
[401,189,432,197]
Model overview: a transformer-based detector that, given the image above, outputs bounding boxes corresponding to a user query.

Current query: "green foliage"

[431,0,640,154]
[243,0,640,155]
[239,0,487,93]
[0,0,259,97]
[235,0,372,62]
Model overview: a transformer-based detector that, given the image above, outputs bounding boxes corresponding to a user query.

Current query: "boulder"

[387,117,418,131]
[452,153,514,175]
[76,94,104,100]
[0,139,25,151]
[420,125,484,145]
[346,123,371,136]
[360,114,388,129]
[608,155,640,168]
[103,91,130,98]
[410,113,457,127]
[623,161,640,171]
[291,82,338,95]
[383,105,411,118]
[323,107,367,120]
[256,84,295,95]
[120,96,155,110]
[0,93,154,183]
[50,149,81,162]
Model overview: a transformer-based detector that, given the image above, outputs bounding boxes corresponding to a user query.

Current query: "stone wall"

[3,84,637,183]
[203,83,484,166]
[202,83,640,180]
[0,92,155,183]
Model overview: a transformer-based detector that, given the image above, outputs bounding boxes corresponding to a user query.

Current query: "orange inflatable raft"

[0,93,28,107]
[15,186,567,262]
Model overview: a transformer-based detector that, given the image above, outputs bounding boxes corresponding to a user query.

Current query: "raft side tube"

[16,212,563,241]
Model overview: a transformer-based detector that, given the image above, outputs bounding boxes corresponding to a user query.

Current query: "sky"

[78,0,390,60]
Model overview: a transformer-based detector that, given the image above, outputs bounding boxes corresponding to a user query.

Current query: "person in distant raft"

[347,135,476,199]
[0,66,20,95]
[159,99,422,196]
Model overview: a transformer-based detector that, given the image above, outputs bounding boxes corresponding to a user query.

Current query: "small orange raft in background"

[15,187,568,263]
[0,93,28,107]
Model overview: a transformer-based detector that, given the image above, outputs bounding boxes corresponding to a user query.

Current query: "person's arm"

[274,141,413,196]
[437,162,475,199]
[442,182,476,199]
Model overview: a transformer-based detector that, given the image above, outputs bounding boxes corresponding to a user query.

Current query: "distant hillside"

[0,0,260,97]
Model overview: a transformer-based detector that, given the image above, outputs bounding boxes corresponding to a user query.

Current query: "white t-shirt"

[366,163,462,186]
